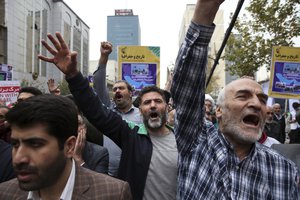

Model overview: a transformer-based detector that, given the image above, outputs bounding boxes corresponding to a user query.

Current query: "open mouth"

[243,114,259,126]
[150,112,159,119]
[17,171,35,182]
[115,93,123,100]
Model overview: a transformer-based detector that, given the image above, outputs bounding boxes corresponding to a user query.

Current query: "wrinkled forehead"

[113,82,129,91]
[266,106,273,112]
[141,91,164,102]
[225,78,264,96]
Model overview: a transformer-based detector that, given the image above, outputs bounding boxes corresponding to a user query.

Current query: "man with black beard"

[37,33,178,200]
[0,95,131,199]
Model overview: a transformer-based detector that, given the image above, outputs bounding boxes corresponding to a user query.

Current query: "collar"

[217,130,257,163]
[27,159,76,200]
[114,105,136,114]
[258,132,268,144]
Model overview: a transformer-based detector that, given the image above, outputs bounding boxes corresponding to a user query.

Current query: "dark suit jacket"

[83,141,109,174]
[0,139,15,183]
[0,164,132,200]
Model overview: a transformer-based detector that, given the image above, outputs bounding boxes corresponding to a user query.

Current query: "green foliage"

[225,0,300,77]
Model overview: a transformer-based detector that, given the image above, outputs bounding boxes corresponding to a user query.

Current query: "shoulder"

[0,178,27,198]
[77,166,128,186]
[256,143,299,173]
[86,142,108,154]
[263,137,281,147]
[76,167,131,197]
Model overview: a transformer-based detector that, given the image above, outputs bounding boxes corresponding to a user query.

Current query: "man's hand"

[73,125,87,166]
[193,0,225,25]
[99,41,113,65]
[38,32,79,78]
[101,41,113,56]
[47,78,61,95]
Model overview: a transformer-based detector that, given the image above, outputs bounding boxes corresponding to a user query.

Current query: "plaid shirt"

[171,22,300,200]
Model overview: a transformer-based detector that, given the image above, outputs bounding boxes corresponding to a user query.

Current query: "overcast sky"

[62,0,247,86]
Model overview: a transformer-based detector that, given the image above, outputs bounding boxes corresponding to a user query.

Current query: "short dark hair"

[137,85,167,106]
[6,94,78,149]
[292,102,299,110]
[19,86,42,96]
[114,80,134,92]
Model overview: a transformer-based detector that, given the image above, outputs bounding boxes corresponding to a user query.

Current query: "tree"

[225,0,300,77]
[206,57,221,98]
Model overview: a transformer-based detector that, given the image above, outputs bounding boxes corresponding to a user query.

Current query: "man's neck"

[222,133,252,161]
[39,160,73,200]
[117,104,132,114]
[147,125,170,137]
[234,144,252,161]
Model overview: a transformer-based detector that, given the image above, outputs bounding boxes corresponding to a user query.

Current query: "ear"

[215,105,222,119]
[64,136,77,158]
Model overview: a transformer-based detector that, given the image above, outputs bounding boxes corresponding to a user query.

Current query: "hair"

[216,88,225,107]
[137,85,167,106]
[114,80,134,92]
[6,94,78,149]
[19,86,42,96]
[292,102,299,110]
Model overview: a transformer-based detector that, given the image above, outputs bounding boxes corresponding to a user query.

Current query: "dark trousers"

[289,128,300,143]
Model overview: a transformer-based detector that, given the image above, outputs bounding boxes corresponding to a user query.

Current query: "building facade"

[0,0,89,92]
[179,4,225,95]
[107,9,141,61]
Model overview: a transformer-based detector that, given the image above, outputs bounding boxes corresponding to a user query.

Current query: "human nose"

[248,96,262,110]
[150,100,156,108]
[13,145,30,165]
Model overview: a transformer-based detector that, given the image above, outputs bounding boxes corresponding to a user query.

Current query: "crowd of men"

[0,0,300,199]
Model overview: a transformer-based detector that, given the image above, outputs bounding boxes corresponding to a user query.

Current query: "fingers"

[47,33,62,51]
[38,55,54,63]
[41,40,57,56]
[55,32,69,50]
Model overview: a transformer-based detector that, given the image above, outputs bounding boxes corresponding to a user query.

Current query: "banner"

[118,46,160,94]
[0,81,20,104]
[268,46,300,99]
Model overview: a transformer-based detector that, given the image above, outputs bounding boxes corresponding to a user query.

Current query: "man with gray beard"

[38,33,178,200]
[171,0,300,198]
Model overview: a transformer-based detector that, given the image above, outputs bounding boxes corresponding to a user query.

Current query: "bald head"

[217,78,264,108]
[215,77,268,146]
[272,103,281,115]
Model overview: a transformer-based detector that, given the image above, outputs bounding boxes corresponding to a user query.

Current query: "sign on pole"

[118,46,160,94]
[0,81,20,104]
[268,46,300,99]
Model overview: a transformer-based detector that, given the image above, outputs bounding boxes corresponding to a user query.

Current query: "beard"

[15,151,67,191]
[143,110,168,130]
[221,107,264,144]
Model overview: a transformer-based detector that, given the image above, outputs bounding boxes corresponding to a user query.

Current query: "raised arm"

[38,33,79,78]
[171,0,224,155]
[93,41,113,106]
[38,33,130,148]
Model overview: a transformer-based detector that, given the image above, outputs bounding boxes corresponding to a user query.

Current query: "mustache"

[14,164,37,173]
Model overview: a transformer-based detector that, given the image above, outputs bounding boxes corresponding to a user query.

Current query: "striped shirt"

[171,22,300,200]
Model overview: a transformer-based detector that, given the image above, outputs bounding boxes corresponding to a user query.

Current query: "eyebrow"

[236,89,268,99]
[11,137,48,143]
